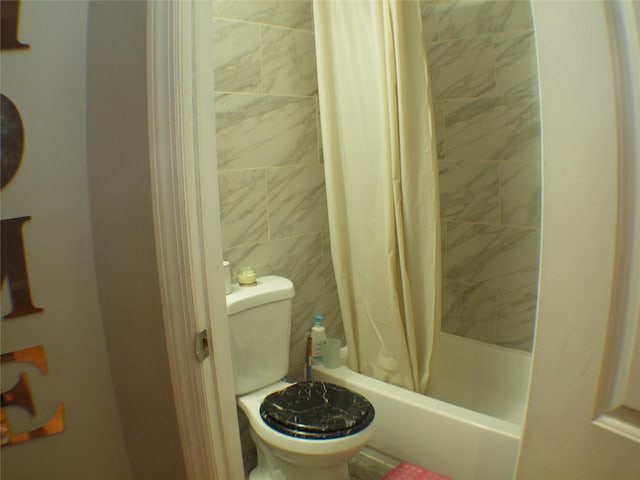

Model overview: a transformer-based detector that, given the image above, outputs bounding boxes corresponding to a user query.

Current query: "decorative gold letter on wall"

[1,0,30,51]
[1,2,64,449]
[1,94,26,189]
[1,217,44,319]
[1,346,65,446]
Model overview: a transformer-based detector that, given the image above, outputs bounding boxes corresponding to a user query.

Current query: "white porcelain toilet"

[226,275,375,480]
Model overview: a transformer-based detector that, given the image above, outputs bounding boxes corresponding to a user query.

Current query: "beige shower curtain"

[314,0,440,393]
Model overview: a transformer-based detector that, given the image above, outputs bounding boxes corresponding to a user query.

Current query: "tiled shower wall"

[212,2,340,472]
[213,0,540,379]
[212,0,343,382]
[423,0,541,351]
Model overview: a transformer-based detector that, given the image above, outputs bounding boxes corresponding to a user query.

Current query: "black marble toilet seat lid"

[259,381,375,439]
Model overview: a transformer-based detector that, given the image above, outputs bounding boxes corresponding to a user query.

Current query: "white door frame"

[517,1,640,476]
[593,0,640,439]
[147,1,244,479]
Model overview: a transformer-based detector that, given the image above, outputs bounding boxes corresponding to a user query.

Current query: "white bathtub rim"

[314,340,524,479]
[313,362,521,439]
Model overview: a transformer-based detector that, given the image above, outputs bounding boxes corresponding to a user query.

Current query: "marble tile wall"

[212,2,343,473]
[214,1,538,372]
[422,0,541,352]
[212,0,343,383]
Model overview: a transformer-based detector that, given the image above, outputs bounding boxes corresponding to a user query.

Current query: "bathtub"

[313,333,532,480]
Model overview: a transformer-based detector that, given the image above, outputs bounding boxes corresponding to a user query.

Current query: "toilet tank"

[226,275,295,395]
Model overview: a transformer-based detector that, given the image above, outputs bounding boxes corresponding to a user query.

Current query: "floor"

[348,447,399,480]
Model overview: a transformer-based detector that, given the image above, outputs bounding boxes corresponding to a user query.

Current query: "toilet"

[226,275,375,480]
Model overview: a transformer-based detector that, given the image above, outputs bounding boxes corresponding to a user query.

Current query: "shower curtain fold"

[314,0,441,393]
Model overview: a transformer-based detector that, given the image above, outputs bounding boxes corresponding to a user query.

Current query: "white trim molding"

[147,1,244,479]
[518,2,640,476]
[594,0,640,443]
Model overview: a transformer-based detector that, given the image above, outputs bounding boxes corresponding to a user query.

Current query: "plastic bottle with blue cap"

[310,315,327,366]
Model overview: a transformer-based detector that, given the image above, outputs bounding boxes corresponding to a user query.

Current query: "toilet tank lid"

[226,275,295,315]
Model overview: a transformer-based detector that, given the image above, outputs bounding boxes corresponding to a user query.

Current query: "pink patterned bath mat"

[382,462,452,480]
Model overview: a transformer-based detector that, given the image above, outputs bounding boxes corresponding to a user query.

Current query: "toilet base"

[248,429,351,480]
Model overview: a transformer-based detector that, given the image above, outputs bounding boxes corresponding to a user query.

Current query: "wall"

[211,1,343,472]
[86,2,188,479]
[1,2,190,478]
[213,0,540,363]
[0,1,133,478]
[214,0,541,360]
[212,0,343,380]
[422,0,541,351]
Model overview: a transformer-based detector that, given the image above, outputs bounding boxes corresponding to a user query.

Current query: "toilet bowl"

[238,381,375,480]
[226,275,375,480]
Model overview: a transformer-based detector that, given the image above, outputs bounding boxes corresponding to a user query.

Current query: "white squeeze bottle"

[310,315,327,365]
